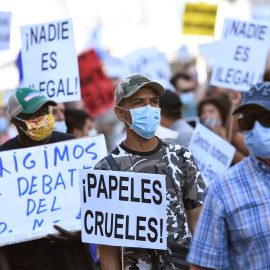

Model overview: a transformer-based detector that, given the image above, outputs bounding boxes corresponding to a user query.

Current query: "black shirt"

[0,131,76,151]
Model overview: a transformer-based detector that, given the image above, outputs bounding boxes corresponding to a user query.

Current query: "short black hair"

[170,72,192,88]
[159,90,182,119]
[64,109,90,134]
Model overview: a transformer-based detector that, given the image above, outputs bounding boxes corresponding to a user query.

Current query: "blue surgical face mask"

[244,121,270,159]
[0,116,8,133]
[180,92,196,106]
[54,121,67,133]
[88,129,97,136]
[121,105,161,139]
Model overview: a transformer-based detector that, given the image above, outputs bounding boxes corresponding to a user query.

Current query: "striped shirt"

[187,154,270,270]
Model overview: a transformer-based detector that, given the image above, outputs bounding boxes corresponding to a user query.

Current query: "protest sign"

[199,41,219,67]
[123,47,173,90]
[188,123,235,186]
[210,18,270,91]
[79,170,167,250]
[251,6,270,23]
[0,11,11,50]
[183,3,217,36]
[78,49,115,118]
[20,18,81,102]
[102,52,129,79]
[0,135,107,246]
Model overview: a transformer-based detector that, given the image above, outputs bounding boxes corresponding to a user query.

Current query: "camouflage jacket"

[94,137,205,269]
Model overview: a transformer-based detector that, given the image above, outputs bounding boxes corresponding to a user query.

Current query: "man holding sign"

[187,82,270,270]
[0,88,94,269]
[94,73,205,269]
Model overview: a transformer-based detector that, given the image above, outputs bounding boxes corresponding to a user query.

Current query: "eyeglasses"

[238,113,270,131]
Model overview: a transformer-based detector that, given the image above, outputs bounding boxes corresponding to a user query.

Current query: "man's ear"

[114,106,125,122]
[73,128,82,138]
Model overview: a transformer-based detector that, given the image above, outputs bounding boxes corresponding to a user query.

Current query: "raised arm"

[186,206,202,235]
[98,244,121,270]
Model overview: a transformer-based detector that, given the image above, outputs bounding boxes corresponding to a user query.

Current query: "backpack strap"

[104,153,119,171]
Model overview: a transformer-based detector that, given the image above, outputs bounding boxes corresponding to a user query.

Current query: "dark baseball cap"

[233,82,270,115]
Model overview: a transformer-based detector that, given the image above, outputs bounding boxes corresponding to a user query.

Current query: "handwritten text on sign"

[0,11,12,50]
[0,135,107,246]
[79,170,167,250]
[20,18,81,102]
[188,123,235,186]
[210,18,270,91]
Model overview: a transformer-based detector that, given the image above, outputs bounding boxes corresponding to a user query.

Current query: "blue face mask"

[180,92,196,106]
[122,105,161,139]
[0,116,8,133]
[244,121,270,158]
[53,121,67,133]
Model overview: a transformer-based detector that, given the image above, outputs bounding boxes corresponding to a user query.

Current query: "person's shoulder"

[0,137,21,151]
[49,131,76,143]
[161,138,193,157]
[94,157,110,170]
[94,145,121,170]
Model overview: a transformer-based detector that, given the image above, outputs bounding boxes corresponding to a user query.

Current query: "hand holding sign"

[47,225,81,245]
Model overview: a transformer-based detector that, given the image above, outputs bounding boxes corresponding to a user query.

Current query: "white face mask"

[180,92,196,106]
[88,129,97,136]
[202,118,222,128]
[244,121,270,159]
[54,121,67,133]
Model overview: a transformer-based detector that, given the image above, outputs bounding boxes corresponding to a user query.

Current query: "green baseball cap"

[8,88,57,120]
[115,73,165,106]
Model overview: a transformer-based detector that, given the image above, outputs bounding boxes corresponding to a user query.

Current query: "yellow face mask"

[16,114,55,141]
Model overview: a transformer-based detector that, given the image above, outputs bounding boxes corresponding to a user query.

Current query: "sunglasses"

[238,113,270,131]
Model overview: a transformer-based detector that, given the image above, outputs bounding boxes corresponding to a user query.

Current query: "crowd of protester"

[1,51,270,269]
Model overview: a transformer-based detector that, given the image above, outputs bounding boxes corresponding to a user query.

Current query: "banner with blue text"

[0,135,107,246]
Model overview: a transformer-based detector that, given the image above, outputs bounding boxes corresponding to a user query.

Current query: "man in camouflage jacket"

[94,73,205,270]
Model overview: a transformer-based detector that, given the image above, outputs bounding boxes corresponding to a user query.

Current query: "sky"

[0,0,251,93]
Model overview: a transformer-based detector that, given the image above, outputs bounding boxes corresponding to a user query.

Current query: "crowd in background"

[0,53,252,165]
[2,45,270,269]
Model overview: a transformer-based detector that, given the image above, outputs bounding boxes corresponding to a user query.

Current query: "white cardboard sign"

[0,11,11,50]
[188,123,235,186]
[0,135,107,246]
[79,170,167,250]
[20,18,81,102]
[210,18,270,91]
[199,41,219,67]
[123,47,173,90]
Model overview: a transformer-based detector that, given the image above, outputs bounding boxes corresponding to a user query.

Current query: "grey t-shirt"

[170,119,194,148]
